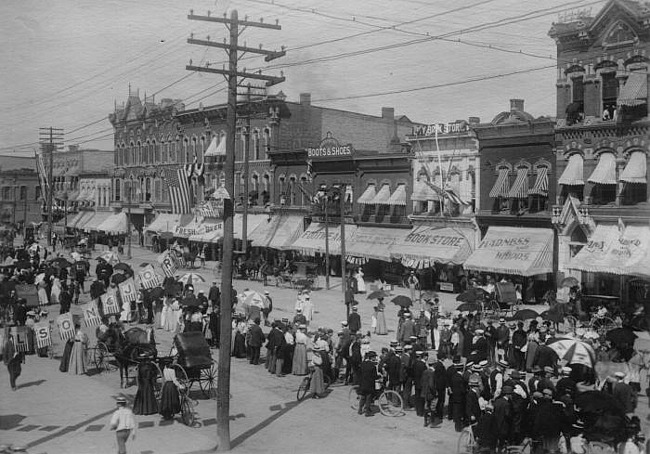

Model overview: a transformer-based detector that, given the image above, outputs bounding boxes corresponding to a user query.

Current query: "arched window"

[300,175,308,205]
[169,139,177,163]
[192,137,198,161]
[145,178,152,202]
[251,173,259,206]
[279,175,286,205]
[183,138,189,164]
[289,175,297,206]
[253,130,261,160]
[153,140,160,163]
[263,127,271,157]
[262,173,270,205]
[114,178,121,202]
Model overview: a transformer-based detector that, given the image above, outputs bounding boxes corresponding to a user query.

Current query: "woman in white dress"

[50,277,62,305]
[160,297,171,330]
[37,280,49,306]
[302,294,314,326]
[355,268,366,294]
[292,325,309,375]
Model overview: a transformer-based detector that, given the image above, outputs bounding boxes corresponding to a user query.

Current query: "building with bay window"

[549,0,650,314]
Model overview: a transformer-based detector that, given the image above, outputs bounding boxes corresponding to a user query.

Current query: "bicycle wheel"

[93,343,111,373]
[457,427,476,454]
[348,386,360,411]
[181,396,195,427]
[377,390,403,417]
[591,316,617,335]
[296,376,310,401]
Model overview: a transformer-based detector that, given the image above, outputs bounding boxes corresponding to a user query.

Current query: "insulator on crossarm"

[207,10,211,17]
[260,17,264,23]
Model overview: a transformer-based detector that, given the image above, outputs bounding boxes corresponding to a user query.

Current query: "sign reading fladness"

[101,289,120,315]
[81,300,102,327]
[57,313,75,341]
[118,278,138,303]
[34,322,52,349]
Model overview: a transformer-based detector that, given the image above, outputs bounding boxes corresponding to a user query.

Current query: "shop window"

[602,72,618,120]
[20,186,26,201]
[360,203,375,222]
[621,183,647,205]
[591,184,616,205]
[390,204,406,223]
[145,178,152,202]
[375,204,389,223]
[114,179,121,202]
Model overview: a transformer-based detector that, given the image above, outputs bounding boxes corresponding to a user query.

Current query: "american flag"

[162,167,192,214]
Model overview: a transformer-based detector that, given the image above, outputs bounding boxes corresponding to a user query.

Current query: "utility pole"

[39,127,63,248]
[340,184,347,313]
[324,195,330,290]
[127,177,132,259]
[187,9,284,451]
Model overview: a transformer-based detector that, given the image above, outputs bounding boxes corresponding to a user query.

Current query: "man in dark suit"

[412,351,428,417]
[385,346,403,391]
[248,318,265,365]
[466,376,483,425]
[421,356,438,427]
[347,305,361,334]
[449,358,467,432]
[264,322,281,374]
[357,351,379,416]
[433,356,447,421]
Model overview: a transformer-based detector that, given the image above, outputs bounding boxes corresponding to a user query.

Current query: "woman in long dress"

[160,362,183,420]
[302,295,314,326]
[355,268,366,294]
[292,325,309,375]
[59,338,73,372]
[50,277,61,305]
[160,297,170,330]
[375,300,388,335]
[133,355,159,415]
[309,346,326,398]
[68,324,88,375]
[37,280,49,306]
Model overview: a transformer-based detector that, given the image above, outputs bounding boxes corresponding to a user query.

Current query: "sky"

[0,0,608,155]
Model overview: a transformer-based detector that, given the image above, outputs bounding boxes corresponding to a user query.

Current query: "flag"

[162,167,192,214]
[57,313,75,341]
[101,290,120,315]
[184,154,197,179]
[618,217,626,235]
[81,300,102,327]
[34,322,52,349]
[35,150,49,200]
[118,277,138,303]
[10,326,30,352]
[139,264,162,289]
[444,187,470,206]
[158,250,178,278]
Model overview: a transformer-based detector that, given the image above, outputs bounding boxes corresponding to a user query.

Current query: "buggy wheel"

[180,395,195,427]
[590,316,617,335]
[296,376,310,401]
[348,386,360,411]
[151,362,164,401]
[93,342,111,373]
[377,390,403,417]
[172,364,190,391]
[199,363,218,400]
[457,427,476,454]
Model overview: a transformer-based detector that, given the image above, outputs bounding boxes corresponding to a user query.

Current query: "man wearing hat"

[511,321,527,372]
[466,375,484,426]
[493,385,513,450]
[421,355,438,428]
[490,359,507,400]
[398,311,417,346]
[537,366,556,394]
[472,329,489,364]
[413,350,428,417]
[505,370,528,445]
[347,305,361,334]
[109,397,137,454]
[384,343,403,391]
[556,366,576,399]
[357,350,379,416]
[612,371,636,415]
[438,320,452,360]
[495,317,510,363]
[293,308,307,326]
[448,356,467,432]
[407,271,419,307]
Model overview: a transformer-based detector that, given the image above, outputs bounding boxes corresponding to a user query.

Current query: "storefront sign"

[306,132,353,160]
[405,231,465,248]
[412,121,469,137]
[439,282,454,292]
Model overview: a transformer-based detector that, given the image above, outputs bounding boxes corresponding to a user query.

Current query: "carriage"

[158,331,218,400]
[291,261,320,290]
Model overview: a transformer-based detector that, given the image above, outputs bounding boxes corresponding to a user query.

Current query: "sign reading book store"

[306,132,354,160]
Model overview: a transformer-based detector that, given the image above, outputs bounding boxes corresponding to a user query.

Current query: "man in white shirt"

[109,397,137,454]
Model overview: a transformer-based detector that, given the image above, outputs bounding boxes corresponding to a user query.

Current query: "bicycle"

[457,424,531,454]
[296,368,332,401]
[348,383,403,417]
[179,386,195,427]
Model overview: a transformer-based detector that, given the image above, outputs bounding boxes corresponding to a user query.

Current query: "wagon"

[161,331,218,400]
[291,261,320,290]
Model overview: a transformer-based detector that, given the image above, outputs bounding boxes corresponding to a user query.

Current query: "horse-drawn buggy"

[291,261,320,290]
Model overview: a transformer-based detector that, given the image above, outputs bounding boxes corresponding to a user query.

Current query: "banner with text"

[81,300,102,327]
[57,313,75,341]
[118,278,138,303]
[34,322,52,349]
[101,289,120,315]
[138,264,162,289]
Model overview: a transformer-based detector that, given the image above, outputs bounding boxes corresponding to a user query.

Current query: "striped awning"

[588,152,617,185]
[529,167,549,196]
[489,168,510,198]
[371,184,391,204]
[146,213,192,234]
[558,154,584,186]
[508,168,529,198]
[411,180,440,201]
[356,184,377,204]
[82,211,113,232]
[618,72,647,107]
[387,184,407,206]
[464,226,554,277]
[96,212,128,234]
[620,151,647,184]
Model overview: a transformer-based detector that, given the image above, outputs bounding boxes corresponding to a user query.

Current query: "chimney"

[468,116,481,124]
[300,93,311,106]
[381,107,394,119]
[510,99,525,112]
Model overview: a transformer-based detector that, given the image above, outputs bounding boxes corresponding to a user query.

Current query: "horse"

[101,323,157,388]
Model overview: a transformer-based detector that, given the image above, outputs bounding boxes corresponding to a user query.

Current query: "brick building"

[548,0,650,311]
[0,156,41,228]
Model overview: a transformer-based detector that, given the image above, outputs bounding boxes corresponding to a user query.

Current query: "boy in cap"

[109,397,137,454]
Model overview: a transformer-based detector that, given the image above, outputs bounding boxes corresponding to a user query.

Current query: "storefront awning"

[508,168,529,199]
[288,223,357,256]
[387,184,407,206]
[489,168,510,198]
[567,224,650,277]
[588,152,617,185]
[96,212,128,234]
[248,213,305,250]
[558,154,584,186]
[356,184,377,204]
[464,226,554,277]
[618,72,647,107]
[345,226,411,261]
[233,214,268,241]
[174,218,203,238]
[188,220,224,243]
[67,190,80,202]
[371,184,391,204]
[529,167,549,196]
[620,151,647,184]
[411,180,440,202]
[146,213,193,234]
[389,225,474,266]
[68,211,85,228]
[73,211,95,229]
[82,211,113,232]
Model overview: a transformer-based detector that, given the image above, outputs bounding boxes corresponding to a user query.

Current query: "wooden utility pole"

[39,127,63,247]
[187,9,284,451]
